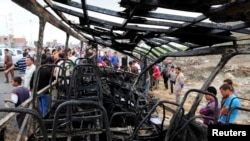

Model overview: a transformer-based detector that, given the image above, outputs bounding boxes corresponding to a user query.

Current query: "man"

[169,66,176,94]
[220,79,237,109]
[5,52,28,77]
[152,64,161,90]
[129,61,138,74]
[121,55,128,71]
[4,77,30,141]
[111,51,119,70]
[3,49,14,83]
[103,51,111,66]
[133,60,141,73]
[174,67,185,105]
[223,79,236,94]
[161,63,170,90]
[66,48,77,72]
[53,47,63,62]
[30,56,52,118]
[23,57,36,90]
[219,84,241,124]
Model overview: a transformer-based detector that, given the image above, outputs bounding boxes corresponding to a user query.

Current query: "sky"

[0,0,122,46]
[0,0,80,46]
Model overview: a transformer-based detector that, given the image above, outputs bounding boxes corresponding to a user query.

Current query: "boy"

[219,84,241,124]
[199,86,220,125]
[4,77,30,141]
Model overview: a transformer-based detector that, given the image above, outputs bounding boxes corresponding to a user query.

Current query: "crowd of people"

[149,59,242,126]
[1,46,244,140]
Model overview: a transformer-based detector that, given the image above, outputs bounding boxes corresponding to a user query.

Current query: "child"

[199,86,220,125]
[4,77,30,141]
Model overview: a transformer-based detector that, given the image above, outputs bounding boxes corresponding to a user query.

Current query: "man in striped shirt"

[5,52,28,77]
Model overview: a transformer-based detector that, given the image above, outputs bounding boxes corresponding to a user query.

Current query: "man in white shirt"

[24,56,36,90]
[174,67,185,105]
[133,60,141,73]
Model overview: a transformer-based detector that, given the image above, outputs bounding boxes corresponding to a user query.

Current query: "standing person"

[3,49,14,83]
[97,51,103,63]
[149,66,154,91]
[133,60,141,73]
[221,78,237,109]
[23,57,36,90]
[4,76,30,141]
[24,48,31,57]
[45,48,54,63]
[199,86,220,125]
[53,47,63,62]
[5,52,28,78]
[169,65,176,94]
[111,51,119,70]
[128,61,138,74]
[53,53,71,85]
[219,84,241,124]
[103,51,112,66]
[121,55,128,71]
[30,56,52,118]
[66,48,76,72]
[174,67,185,105]
[85,48,96,63]
[223,79,236,94]
[161,63,170,90]
[152,64,161,90]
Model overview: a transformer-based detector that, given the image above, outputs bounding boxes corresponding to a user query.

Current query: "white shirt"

[134,63,141,73]
[24,64,36,89]
[11,86,31,104]
[174,72,185,94]
[54,60,71,84]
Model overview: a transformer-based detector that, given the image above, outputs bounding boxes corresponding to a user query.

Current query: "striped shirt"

[14,57,26,75]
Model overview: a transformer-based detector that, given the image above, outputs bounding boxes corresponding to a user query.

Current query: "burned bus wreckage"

[1,0,250,141]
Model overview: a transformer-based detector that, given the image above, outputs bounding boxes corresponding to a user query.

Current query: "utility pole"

[9,12,14,35]
[0,15,10,47]
[30,19,33,46]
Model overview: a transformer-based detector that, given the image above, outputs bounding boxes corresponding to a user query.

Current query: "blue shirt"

[219,95,241,124]
[111,56,119,66]
[97,55,103,63]
[14,57,26,74]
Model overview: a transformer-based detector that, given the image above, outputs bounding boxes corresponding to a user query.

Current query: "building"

[0,35,27,47]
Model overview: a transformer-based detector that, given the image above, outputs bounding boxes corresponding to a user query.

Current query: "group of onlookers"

[97,50,129,71]
[199,79,241,125]
[3,48,36,141]
[150,59,242,125]
[2,46,80,141]
[151,59,185,105]
[1,47,244,141]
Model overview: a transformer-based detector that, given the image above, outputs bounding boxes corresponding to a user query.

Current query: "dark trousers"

[170,80,175,93]
[163,76,169,89]
[39,94,49,118]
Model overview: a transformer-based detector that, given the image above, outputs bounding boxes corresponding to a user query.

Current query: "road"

[0,70,20,119]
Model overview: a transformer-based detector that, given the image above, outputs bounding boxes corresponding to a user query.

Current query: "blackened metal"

[0,108,48,141]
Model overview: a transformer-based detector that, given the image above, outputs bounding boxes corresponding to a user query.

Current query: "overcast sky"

[0,0,81,46]
[0,0,123,46]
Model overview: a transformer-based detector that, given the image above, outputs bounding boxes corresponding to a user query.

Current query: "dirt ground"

[2,55,250,141]
[150,55,250,124]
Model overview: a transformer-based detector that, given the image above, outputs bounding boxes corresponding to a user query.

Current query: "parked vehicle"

[12,48,23,57]
[0,48,23,70]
